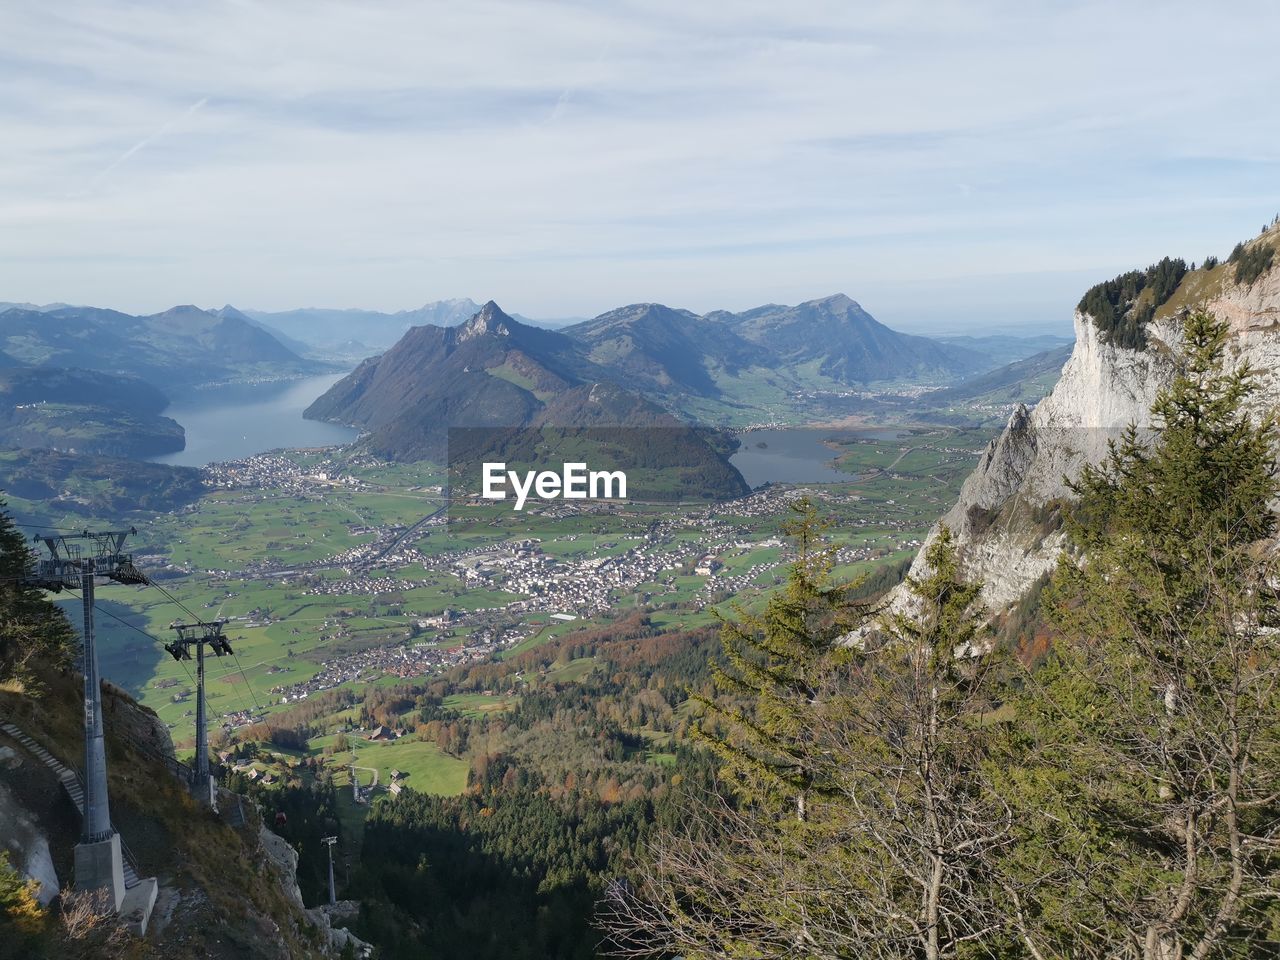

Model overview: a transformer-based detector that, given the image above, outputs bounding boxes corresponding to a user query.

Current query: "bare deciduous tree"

[603,528,1008,960]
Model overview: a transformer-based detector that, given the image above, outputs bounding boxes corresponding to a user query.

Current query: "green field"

[444,692,518,716]
[332,736,469,796]
[17,426,998,749]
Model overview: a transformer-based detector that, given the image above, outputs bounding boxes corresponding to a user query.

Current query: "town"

[135,431,986,738]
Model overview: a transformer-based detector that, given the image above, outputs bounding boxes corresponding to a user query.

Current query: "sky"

[3,1,1279,335]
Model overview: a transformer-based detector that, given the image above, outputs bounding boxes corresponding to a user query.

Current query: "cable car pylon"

[166,619,234,810]
[26,528,156,924]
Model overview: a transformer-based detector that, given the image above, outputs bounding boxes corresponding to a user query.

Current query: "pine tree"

[604,527,1003,960]
[813,525,1005,960]
[0,850,46,947]
[691,495,864,820]
[0,501,74,692]
[997,311,1280,959]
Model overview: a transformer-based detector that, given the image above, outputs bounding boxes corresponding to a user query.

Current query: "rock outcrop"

[0,669,372,958]
[0,775,60,906]
[891,225,1280,613]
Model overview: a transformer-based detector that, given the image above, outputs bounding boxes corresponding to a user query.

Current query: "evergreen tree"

[605,527,1002,959]
[810,525,1005,960]
[691,495,865,820]
[997,311,1280,959]
[0,850,46,949]
[0,501,74,692]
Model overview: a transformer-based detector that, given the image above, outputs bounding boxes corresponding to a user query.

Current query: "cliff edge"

[890,222,1280,613]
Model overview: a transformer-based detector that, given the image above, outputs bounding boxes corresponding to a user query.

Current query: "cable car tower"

[29,528,146,908]
[323,835,338,905]
[166,619,233,810]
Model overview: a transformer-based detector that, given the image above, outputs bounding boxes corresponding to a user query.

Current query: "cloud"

[0,0,1278,331]
[90,96,208,185]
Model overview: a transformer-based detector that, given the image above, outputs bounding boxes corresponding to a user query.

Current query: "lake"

[150,373,359,467]
[729,428,861,487]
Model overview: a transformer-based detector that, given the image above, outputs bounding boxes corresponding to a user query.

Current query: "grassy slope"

[0,669,325,959]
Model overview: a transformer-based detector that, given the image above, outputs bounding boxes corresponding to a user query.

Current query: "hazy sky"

[4,1,1279,334]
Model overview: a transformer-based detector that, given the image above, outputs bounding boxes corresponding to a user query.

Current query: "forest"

[1076,256,1187,348]
[2,311,1278,959]
[602,311,1280,959]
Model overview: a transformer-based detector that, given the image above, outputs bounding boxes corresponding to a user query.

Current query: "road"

[362,505,448,567]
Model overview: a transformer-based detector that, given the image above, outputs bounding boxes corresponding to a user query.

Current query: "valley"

[0,406,1005,956]
[6,7,1278,955]
[0,287,1069,957]
[9,425,999,756]
[9,233,1280,956]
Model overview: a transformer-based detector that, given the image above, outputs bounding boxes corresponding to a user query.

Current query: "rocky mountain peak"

[813,292,860,312]
[459,301,513,340]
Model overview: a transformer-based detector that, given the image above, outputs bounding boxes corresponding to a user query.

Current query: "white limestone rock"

[886,243,1280,616]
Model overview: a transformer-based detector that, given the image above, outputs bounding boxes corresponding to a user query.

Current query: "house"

[389,781,402,797]
[389,769,403,781]
[368,725,398,742]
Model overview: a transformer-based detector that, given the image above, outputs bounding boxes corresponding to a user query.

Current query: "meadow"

[22,424,996,771]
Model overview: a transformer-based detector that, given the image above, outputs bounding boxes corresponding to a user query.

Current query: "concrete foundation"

[119,877,158,936]
[74,834,125,910]
[192,775,218,811]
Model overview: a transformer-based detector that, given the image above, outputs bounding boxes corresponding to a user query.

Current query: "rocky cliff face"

[892,226,1280,612]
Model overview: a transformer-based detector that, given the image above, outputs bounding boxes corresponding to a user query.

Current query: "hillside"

[889,221,1280,613]
[0,667,365,959]
[213,306,314,358]
[712,294,989,383]
[933,333,1074,367]
[923,343,1073,406]
[0,304,326,388]
[0,367,184,458]
[0,448,204,514]
[565,303,769,397]
[304,301,600,441]
[0,501,366,959]
[307,302,750,496]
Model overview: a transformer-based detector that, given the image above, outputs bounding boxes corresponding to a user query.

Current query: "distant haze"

[3,3,1279,334]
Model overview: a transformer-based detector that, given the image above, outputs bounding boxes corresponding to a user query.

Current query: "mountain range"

[0,301,334,460]
[0,291,1066,468]
[240,299,577,356]
[707,294,988,383]
[0,302,326,386]
[307,293,1011,458]
[303,301,751,497]
[303,293,1015,477]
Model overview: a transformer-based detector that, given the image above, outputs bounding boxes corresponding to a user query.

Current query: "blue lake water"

[149,373,358,467]
[729,428,856,487]
[149,380,904,484]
